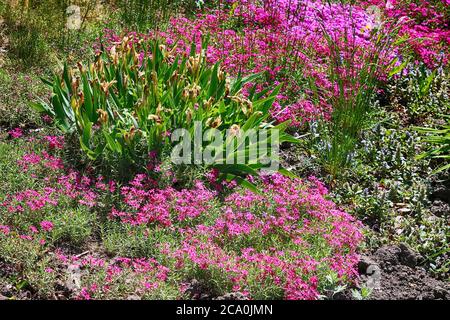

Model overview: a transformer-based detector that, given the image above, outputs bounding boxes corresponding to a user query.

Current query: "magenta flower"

[8,128,23,139]
[40,220,54,232]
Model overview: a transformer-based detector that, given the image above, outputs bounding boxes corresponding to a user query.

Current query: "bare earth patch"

[357,245,450,300]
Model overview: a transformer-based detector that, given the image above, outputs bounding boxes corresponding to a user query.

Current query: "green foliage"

[0,68,45,128]
[326,123,449,276]
[351,286,372,300]
[0,233,57,298]
[1,0,66,67]
[35,37,296,184]
[387,65,448,123]
[416,113,450,173]
[335,125,431,222]
[118,0,199,31]
[102,222,179,259]
[47,206,95,246]
[308,23,398,178]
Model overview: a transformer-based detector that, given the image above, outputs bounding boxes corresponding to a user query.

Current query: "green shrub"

[416,113,450,173]
[47,206,95,246]
[7,24,49,67]
[118,0,199,31]
[0,233,57,298]
[102,222,179,259]
[1,0,108,68]
[308,22,399,179]
[0,68,45,128]
[1,1,65,67]
[387,64,448,123]
[34,37,296,184]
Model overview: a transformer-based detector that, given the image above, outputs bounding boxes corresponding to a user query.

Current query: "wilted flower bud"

[123,127,136,145]
[217,67,226,82]
[170,70,179,84]
[156,103,163,116]
[229,124,241,137]
[97,109,108,125]
[242,99,253,116]
[78,91,84,105]
[210,116,222,128]
[100,80,117,95]
[187,54,201,75]
[151,70,158,85]
[203,97,214,110]
[186,108,193,124]
[77,61,84,74]
[182,87,190,99]
[148,114,161,123]
[71,76,79,93]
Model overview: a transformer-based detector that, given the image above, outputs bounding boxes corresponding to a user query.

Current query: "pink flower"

[78,288,91,300]
[8,128,23,139]
[40,220,54,232]
[44,136,65,150]
[29,226,39,233]
[0,225,10,235]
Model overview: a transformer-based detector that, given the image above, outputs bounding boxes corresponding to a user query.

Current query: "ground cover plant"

[0,0,449,300]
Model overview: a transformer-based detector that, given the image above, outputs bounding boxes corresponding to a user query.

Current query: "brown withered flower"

[100,80,117,95]
[89,63,95,75]
[151,70,158,85]
[148,114,161,124]
[210,116,222,128]
[77,61,84,74]
[156,103,163,117]
[170,70,179,84]
[229,124,241,137]
[241,99,253,116]
[78,91,84,105]
[203,97,214,110]
[187,54,201,75]
[217,67,226,82]
[110,46,119,65]
[224,78,231,97]
[182,87,190,100]
[97,109,108,125]
[185,108,193,124]
[123,127,136,145]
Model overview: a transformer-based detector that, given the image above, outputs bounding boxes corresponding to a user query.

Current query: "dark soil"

[280,143,450,300]
[354,244,450,300]
[0,258,31,300]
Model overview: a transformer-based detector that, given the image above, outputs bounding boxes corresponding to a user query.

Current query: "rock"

[199,293,211,300]
[66,264,82,292]
[127,294,141,300]
[0,294,8,300]
[215,292,249,300]
[355,247,450,300]
[374,245,402,267]
[398,243,422,268]
[430,179,450,204]
[358,255,379,274]
[430,200,450,217]
[184,279,213,300]
[374,244,422,268]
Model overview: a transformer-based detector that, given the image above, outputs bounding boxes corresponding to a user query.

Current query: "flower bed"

[0,134,363,299]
